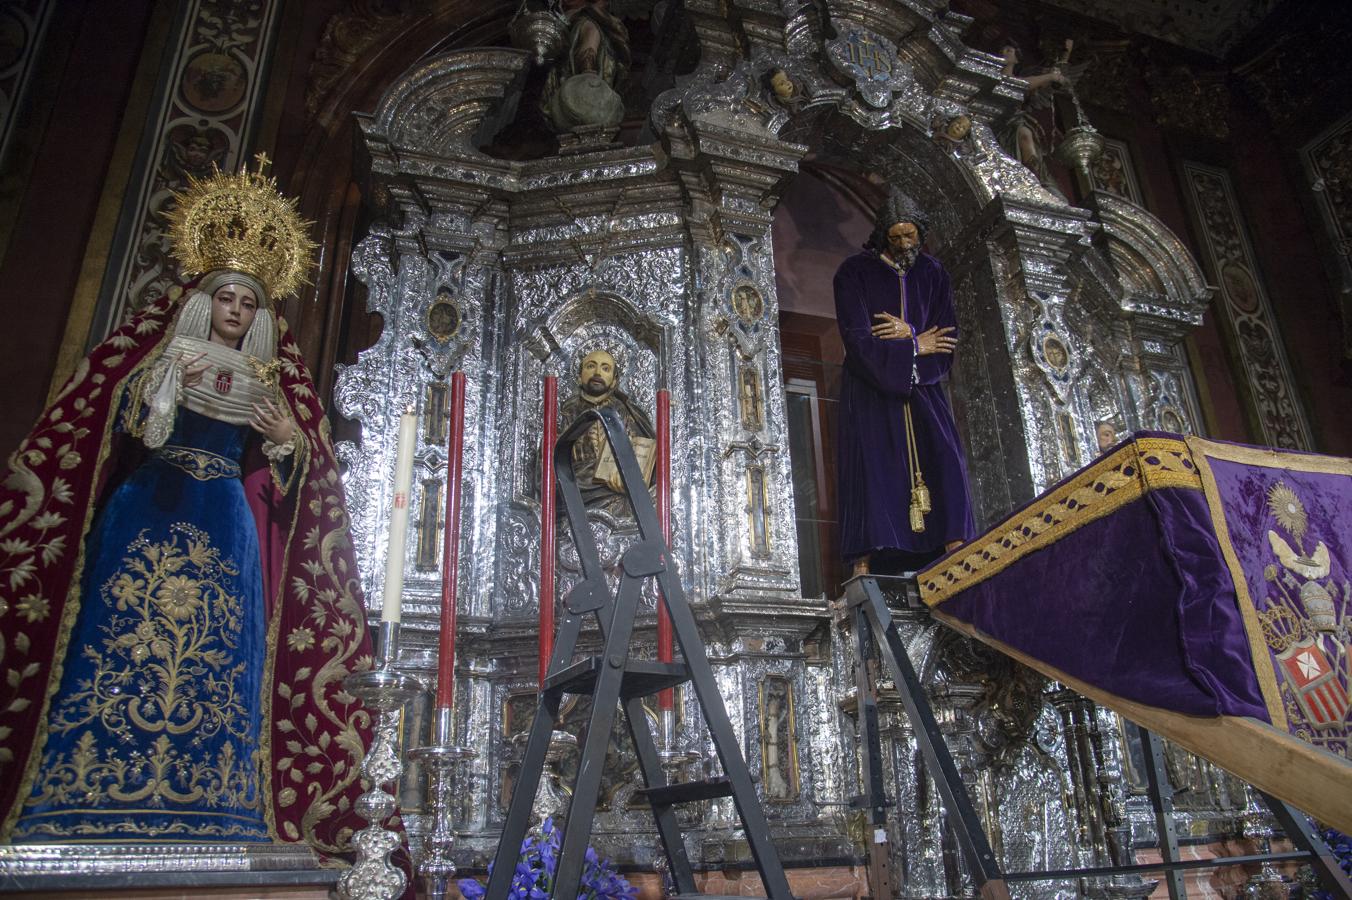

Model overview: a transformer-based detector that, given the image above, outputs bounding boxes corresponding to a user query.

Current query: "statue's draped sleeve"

[915,265,957,387]
[833,255,917,397]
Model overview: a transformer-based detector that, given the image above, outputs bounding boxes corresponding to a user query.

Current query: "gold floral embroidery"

[247,356,282,389]
[16,817,265,840]
[156,445,242,481]
[14,595,49,622]
[286,626,315,652]
[1,336,130,797]
[24,522,262,819]
[22,732,260,817]
[270,463,369,851]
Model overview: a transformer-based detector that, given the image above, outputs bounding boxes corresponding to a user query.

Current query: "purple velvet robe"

[835,250,975,564]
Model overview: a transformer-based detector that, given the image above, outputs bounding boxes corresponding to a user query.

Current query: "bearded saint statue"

[557,348,656,516]
[0,158,383,858]
[834,189,976,575]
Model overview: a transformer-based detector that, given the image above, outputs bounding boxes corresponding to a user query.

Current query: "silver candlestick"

[1240,786,1291,899]
[408,706,476,900]
[656,706,702,830]
[337,621,425,900]
[657,706,700,774]
[536,729,581,824]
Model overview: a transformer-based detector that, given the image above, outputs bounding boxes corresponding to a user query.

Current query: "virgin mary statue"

[0,159,378,853]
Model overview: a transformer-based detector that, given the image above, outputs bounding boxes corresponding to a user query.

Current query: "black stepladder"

[845,575,1012,900]
[484,407,793,900]
[847,575,1352,899]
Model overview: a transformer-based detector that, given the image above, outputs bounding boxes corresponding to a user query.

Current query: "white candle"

[381,407,418,623]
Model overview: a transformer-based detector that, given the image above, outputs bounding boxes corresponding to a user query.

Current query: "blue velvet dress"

[14,408,269,841]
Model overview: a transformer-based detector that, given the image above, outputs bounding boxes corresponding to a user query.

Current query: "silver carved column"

[331,0,1230,891]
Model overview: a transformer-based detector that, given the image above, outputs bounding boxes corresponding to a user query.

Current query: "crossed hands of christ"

[870,313,958,355]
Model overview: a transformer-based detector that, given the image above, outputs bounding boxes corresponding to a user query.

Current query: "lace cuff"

[262,435,297,462]
[265,430,306,495]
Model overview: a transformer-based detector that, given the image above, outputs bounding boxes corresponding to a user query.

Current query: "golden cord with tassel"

[905,400,929,532]
[890,263,929,533]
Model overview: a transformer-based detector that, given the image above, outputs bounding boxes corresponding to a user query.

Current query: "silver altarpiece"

[329,3,1244,897]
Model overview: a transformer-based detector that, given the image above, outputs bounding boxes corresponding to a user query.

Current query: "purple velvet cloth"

[834,250,975,562]
[932,485,1270,720]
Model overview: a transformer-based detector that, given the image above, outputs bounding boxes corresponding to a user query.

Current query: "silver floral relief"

[337,224,435,607]
[318,15,1240,884]
[336,217,495,627]
[501,257,690,623]
[359,48,530,157]
[1089,191,1209,329]
[510,247,683,337]
[498,509,539,616]
[988,250,1062,492]
[1143,369,1193,435]
[695,232,801,600]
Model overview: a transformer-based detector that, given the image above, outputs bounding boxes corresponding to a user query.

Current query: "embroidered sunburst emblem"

[1267,482,1308,545]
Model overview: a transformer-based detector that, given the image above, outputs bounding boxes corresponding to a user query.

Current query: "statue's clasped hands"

[872,313,957,355]
[251,398,295,446]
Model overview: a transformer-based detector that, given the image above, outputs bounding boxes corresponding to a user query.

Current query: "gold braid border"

[1185,436,1352,734]
[919,437,1200,606]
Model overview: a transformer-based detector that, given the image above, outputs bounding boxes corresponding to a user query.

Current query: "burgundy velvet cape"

[834,250,975,563]
[0,287,398,863]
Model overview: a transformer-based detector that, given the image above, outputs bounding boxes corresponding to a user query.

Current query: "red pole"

[656,389,674,711]
[436,372,466,710]
[539,376,558,687]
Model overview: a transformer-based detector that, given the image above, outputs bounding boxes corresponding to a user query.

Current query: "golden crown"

[167,153,316,302]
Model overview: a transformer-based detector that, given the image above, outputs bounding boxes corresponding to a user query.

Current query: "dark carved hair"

[864,189,930,252]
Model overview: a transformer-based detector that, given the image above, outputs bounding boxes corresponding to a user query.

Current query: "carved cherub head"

[942,114,972,142]
[1095,420,1118,453]
[769,69,797,100]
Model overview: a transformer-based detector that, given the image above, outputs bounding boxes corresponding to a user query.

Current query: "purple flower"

[1312,827,1352,900]
[456,819,635,900]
